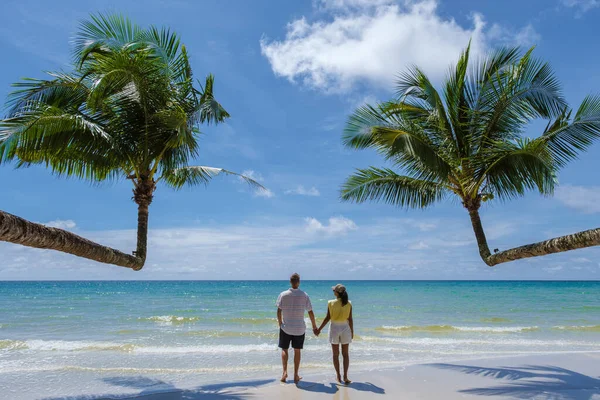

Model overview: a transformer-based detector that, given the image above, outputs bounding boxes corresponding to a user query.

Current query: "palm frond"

[196,75,230,124]
[74,13,143,64]
[343,103,455,183]
[396,66,455,150]
[542,95,600,167]
[340,167,448,208]
[160,166,265,191]
[6,73,89,115]
[474,47,567,149]
[444,43,471,156]
[477,138,555,200]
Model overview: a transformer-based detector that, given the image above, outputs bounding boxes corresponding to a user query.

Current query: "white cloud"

[408,241,429,250]
[572,257,592,263]
[44,219,76,230]
[555,185,600,214]
[304,216,358,236]
[285,185,321,196]
[486,221,518,240]
[404,219,437,232]
[255,188,275,198]
[487,23,541,47]
[561,0,600,13]
[261,0,538,93]
[543,265,564,273]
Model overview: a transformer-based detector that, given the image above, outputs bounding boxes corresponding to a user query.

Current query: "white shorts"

[329,321,352,345]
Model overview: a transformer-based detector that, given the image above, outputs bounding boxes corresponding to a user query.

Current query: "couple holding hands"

[276,273,354,385]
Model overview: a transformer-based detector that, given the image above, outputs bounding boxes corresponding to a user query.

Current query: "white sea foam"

[377,325,539,333]
[359,336,594,347]
[0,339,279,354]
[139,315,200,324]
[552,325,600,332]
[17,339,135,352]
[134,343,277,354]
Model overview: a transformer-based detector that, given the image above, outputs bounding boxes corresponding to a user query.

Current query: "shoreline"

[113,351,600,400]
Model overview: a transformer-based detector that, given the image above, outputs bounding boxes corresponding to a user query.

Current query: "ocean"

[1,280,599,399]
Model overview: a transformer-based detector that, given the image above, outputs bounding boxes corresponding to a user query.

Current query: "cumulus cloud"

[285,185,321,196]
[260,0,539,93]
[44,219,76,230]
[304,216,358,236]
[555,185,600,214]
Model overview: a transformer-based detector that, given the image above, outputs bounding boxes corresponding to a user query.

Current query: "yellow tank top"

[328,299,351,322]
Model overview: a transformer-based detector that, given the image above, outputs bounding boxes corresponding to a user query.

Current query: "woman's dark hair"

[340,290,349,306]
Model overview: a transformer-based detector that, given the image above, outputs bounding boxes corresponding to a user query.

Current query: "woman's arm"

[317,308,331,334]
[348,306,354,339]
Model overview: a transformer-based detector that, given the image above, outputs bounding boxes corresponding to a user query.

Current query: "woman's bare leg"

[342,344,351,384]
[331,344,341,383]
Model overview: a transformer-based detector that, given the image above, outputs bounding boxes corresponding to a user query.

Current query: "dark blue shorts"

[278,328,305,349]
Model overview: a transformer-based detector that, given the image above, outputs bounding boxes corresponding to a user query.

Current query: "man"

[276,273,318,384]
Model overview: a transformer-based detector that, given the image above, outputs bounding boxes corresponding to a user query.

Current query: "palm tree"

[341,45,600,266]
[0,14,262,270]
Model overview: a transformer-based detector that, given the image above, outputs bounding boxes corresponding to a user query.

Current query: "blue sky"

[1,0,600,280]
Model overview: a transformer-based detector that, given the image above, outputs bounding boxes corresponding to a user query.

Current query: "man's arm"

[308,310,318,335]
[317,308,331,334]
[277,308,283,328]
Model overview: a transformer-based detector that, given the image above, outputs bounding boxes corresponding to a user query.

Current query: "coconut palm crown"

[341,45,600,266]
[0,13,262,270]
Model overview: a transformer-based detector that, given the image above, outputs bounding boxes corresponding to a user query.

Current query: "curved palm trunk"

[466,207,600,266]
[0,178,156,271]
[487,228,600,266]
[131,176,156,267]
[467,207,492,262]
[0,209,143,269]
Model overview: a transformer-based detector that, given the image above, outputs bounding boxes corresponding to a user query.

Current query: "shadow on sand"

[295,380,339,394]
[295,380,385,395]
[430,363,600,400]
[41,376,275,400]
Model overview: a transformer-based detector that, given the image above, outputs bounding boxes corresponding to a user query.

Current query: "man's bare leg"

[293,348,302,383]
[342,344,351,384]
[331,344,341,383]
[281,348,288,382]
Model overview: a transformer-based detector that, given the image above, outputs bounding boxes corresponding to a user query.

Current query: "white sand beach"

[105,352,600,400]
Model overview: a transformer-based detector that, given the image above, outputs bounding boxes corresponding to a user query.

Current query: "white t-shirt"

[276,288,312,336]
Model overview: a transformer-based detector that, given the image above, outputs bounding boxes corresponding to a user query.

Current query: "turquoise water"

[1,281,599,399]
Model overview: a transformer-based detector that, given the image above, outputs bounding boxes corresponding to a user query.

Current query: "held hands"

[313,327,320,336]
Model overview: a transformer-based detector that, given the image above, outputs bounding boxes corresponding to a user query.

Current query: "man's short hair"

[290,273,300,283]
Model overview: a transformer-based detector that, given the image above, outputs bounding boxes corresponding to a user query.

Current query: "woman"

[316,284,353,384]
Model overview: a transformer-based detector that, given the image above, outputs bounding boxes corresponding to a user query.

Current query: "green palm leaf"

[542,95,600,166]
[160,166,265,191]
[341,167,448,208]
